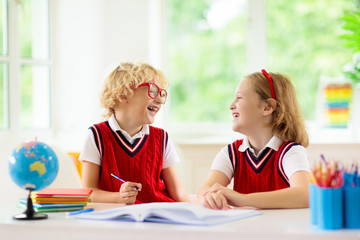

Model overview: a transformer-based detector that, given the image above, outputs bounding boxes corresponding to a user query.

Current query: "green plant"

[341,11,360,52]
[341,8,360,85]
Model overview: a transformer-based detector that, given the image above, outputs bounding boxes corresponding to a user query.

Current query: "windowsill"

[169,121,360,146]
[306,121,360,144]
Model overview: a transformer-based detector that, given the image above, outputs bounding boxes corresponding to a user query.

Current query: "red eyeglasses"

[136,83,168,104]
[261,69,276,100]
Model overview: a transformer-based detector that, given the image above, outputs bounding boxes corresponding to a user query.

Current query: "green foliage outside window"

[0,0,7,56]
[168,0,355,122]
[0,63,7,129]
[0,0,7,129]
[20,65,33,129]
[18,0,35,59]
[168,0,247,122]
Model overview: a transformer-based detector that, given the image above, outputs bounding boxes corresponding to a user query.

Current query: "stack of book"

[18,188,93,213]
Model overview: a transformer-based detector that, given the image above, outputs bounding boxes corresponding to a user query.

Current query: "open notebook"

[74,202,261,226]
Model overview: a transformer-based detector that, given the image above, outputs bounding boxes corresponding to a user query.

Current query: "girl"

[197,70,310,209]
[79,62,189,204]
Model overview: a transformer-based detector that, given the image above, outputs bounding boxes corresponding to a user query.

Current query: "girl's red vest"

[89,121,174,203]
[228,139,299,194]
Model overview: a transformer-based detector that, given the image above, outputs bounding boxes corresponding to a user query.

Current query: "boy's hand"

[119,182,142,204]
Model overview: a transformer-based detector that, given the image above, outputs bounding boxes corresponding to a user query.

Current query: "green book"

[17,199,85,213]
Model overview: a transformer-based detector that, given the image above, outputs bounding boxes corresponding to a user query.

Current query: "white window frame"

[0,0,52,143]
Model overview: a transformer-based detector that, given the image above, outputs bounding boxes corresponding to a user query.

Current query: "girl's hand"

[201,183,231,210]
[206,183,248,208]
[119,182,142,204]
[202,190,230,210]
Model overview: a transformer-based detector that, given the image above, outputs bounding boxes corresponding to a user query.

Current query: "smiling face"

[124,77,164,126]
[230,79,267,135]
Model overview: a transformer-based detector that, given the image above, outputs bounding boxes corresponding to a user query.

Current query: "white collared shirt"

[79,114,179,169]
[211,136,310,181]
[108,115,150,145]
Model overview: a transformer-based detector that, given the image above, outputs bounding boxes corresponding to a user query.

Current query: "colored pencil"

[110,173,141,191]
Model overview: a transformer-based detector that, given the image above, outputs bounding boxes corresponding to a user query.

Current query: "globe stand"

[13,189,48,220]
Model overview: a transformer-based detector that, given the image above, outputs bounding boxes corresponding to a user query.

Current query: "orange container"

[67,152,82,179]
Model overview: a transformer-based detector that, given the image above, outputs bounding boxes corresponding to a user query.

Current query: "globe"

[8,141,59,191]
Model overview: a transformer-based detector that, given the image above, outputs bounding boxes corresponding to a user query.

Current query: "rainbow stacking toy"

[323,83,352,128]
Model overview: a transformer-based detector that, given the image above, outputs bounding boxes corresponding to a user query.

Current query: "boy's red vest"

[228,139,299,194]
[89,121,174,203]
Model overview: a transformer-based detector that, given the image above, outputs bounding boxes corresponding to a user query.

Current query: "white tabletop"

[0,203,359,240]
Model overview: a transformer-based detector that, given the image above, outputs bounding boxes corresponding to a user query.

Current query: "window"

[167,0,355,124]
[0,62,8,129]
[0,0,8,129]
[168,0,247,123]
[0,0,50,130]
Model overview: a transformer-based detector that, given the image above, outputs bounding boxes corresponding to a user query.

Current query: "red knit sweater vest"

[228,139,299,194]
[89,121,174,203]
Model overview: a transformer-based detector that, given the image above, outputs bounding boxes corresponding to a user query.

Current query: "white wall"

[51,0,151,151]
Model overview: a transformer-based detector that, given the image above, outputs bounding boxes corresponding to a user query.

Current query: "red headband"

[261,69,276,100]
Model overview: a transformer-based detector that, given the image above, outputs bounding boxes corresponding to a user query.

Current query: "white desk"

[0,203,359,240]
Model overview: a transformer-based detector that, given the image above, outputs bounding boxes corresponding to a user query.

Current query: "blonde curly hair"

[99,62,169,119]
[245,71,309,147]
